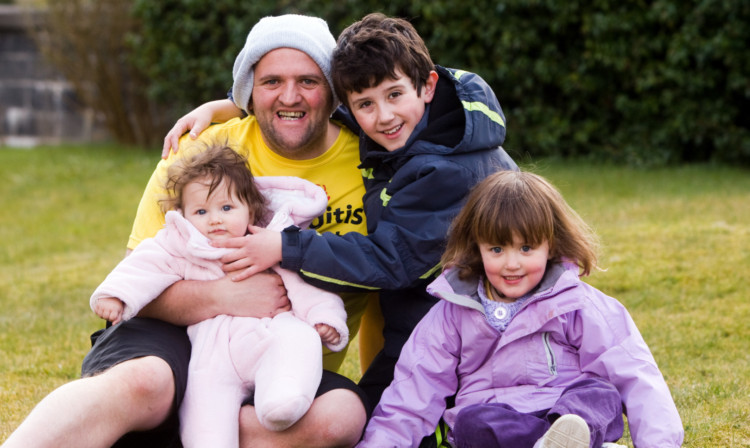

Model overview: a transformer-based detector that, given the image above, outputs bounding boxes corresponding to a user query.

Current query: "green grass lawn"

[1,145,748,446]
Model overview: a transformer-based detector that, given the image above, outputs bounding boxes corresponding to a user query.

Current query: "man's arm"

[137,271,291,326]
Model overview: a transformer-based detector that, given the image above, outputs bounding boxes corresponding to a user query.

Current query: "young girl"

[90,144,349,448]
[357,170,683,448]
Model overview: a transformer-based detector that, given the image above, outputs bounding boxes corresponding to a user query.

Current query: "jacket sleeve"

[573,294,684,448]
[271,266,349,352]
[90,238,183,321]
[282,158,482,292]
[358,301,460,447]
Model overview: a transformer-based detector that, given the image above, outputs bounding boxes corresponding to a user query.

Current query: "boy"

[164,12,517,414]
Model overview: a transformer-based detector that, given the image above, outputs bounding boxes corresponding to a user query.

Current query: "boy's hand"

[315,324,341,347]
[215,226,283,281]
[94,297,125,325]
[161,99,244,158]
[162,110,212,159]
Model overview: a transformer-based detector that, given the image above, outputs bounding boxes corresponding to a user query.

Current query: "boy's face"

[347,69,438,152]
[181,177,252,243]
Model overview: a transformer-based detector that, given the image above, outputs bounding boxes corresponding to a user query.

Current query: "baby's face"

[181,177,251,242]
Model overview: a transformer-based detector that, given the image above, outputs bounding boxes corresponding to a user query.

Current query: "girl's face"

[479,233,550,301]
[181,177,252,242]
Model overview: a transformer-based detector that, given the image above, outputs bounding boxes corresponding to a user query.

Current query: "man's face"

[251,48,335,160]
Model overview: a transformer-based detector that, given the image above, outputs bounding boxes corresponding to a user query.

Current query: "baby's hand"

[315,324,341,347]
[94,297,125,325]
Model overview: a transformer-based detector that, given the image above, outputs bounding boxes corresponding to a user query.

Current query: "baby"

[90,143,348,447]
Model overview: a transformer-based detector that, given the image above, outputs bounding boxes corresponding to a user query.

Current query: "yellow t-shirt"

[128,116,372,373]
[129,116,366,247]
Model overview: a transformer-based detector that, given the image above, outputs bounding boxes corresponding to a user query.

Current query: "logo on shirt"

[309,205,364,231]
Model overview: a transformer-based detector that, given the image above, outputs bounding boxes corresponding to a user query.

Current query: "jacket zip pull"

[543,332,558,376]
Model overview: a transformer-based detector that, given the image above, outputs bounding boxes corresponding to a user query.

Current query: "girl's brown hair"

[160,142,268,225]
[441,170,599,279]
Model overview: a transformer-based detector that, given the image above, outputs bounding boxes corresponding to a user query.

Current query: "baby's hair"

[441,170,599,279]
[332,13,435,108]
[160,141,268,225]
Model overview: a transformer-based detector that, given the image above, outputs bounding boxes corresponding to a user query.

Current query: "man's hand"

[214,225,283,282]
[210,271,291,318]
[139,270,290,326]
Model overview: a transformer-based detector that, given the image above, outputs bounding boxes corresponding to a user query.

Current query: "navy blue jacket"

[282,66,518,356]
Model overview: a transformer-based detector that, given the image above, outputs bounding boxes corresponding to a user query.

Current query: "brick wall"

[0,5,107,147]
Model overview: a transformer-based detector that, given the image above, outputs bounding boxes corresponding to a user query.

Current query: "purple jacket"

[358,263,683,448]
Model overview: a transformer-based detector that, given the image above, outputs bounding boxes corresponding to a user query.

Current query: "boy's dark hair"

[161,141,268,225]
[332,13,435,107]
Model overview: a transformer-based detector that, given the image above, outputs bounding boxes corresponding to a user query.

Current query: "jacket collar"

[429,261,576,312]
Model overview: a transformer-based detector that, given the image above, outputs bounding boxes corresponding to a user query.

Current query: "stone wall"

[0,5,107,147]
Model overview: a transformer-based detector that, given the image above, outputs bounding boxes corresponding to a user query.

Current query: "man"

[2,15,368,448]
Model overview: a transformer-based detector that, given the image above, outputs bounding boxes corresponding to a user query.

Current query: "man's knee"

[107,356,175,407]
[239,390,366,447]
[313,389,367,446]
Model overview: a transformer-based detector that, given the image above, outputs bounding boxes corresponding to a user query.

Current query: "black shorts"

[82,318,192,406]
[81,318,191,448]
[81,317,369,448]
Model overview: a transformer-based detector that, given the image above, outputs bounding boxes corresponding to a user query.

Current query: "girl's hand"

[94,297,125,325]
[315,324,341,346]
[215,225,283,281]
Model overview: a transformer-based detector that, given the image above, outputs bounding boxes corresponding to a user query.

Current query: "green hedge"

[130,0,750,165]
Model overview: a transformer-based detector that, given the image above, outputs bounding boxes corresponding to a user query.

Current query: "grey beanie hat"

[232,14,337,114]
